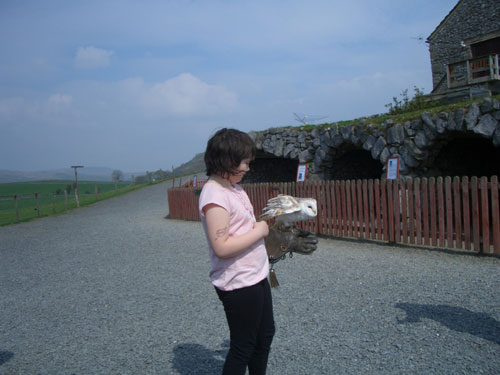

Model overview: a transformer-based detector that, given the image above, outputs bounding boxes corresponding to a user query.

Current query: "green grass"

[0,180,156,226]
[0,180,131,196]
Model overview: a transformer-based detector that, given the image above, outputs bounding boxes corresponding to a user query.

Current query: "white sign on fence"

[296,164,307,182]
[386,156,400,180]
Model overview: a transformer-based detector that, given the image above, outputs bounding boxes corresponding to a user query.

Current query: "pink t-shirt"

[199,180,269,291]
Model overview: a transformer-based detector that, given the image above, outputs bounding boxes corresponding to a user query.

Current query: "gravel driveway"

[1,180,499,374]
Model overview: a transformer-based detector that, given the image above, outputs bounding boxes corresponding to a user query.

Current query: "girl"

[199,128,275,375]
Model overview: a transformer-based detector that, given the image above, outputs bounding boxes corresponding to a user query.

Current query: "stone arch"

[314,132,384,180]
[242,151,299,183]
[421,131,500,177]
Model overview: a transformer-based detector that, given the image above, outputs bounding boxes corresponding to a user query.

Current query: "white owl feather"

[260,194,317,225]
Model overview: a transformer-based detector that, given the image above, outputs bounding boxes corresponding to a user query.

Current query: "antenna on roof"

[293,113,328,125]
[411,35,426,44]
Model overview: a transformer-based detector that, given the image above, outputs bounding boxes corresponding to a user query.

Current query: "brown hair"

[204,128,256,177]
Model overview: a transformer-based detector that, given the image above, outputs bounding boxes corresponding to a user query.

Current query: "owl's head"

[301,198,317,218]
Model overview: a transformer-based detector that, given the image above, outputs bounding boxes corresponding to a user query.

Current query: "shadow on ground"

[396,303,500,345]
[172,342,227,374]
[0,351,14,366]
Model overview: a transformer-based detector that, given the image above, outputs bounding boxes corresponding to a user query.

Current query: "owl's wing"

[260,195,301,221]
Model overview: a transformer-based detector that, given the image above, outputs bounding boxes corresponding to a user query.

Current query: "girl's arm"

[204,204,269,259]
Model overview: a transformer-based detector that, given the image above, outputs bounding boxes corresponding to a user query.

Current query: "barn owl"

[260,194,317,226]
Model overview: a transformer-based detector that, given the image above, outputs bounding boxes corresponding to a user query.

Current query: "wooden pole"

[95,184,99,201]
[71,165,84,208]
[52,193,56,213]
[64,190,68,211]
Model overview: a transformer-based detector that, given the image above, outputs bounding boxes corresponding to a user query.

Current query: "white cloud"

[74,46,114,69]
[141,73,238,116]
[46,94,73,113]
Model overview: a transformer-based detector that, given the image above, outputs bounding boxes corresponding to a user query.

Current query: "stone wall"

[428,0,500,92]
[249,97,500,181]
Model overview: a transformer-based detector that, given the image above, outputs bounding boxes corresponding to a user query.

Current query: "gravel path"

[1,181,499,375]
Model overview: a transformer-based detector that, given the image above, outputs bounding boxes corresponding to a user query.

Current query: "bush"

[385,86,440,115]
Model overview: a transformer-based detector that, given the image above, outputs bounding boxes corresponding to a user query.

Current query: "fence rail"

[168,176,500,254]
[447,54,500,88]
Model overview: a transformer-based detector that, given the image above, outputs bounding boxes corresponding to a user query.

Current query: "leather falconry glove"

[264,224,318,287]
[265,225,318,257]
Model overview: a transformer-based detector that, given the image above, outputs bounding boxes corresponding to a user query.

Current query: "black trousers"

[215,278,275,375]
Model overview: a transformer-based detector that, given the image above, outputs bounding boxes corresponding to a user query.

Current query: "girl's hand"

[204,204,269,259]
[254,220,269,237]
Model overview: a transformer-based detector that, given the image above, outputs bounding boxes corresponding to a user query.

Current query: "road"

[1,180,499,374]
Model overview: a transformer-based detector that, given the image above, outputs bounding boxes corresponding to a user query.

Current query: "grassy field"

[0,180,150,226]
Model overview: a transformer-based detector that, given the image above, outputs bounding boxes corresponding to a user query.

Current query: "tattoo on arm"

[215,226,228,241]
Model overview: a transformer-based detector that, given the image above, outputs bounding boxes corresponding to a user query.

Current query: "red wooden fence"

[168,176,500,254]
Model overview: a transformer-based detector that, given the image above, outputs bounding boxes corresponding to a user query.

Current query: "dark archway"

[324,148,383,180]
[242,152,299,183]
[427,134,500,177]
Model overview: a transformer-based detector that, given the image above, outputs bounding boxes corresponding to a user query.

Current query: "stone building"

[427,0,500,99]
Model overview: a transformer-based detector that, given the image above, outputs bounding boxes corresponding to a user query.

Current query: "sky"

[0,0,458,173]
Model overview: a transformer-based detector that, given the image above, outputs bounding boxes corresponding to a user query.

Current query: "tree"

[152,169,169,181]
[135,175,147,184]
[112,170,123,182]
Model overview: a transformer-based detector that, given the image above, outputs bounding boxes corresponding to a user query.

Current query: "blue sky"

[0,0,458,173]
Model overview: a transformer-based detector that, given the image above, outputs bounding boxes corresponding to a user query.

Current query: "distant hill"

[0,154,206,184]
[173,152,206,177]
[0,167,143,184]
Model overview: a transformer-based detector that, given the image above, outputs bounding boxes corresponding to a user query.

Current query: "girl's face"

[228,158,251,184]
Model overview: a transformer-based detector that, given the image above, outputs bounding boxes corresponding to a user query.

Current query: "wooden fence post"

[470,176,480,252]
[407,178,415,244]
[364,180,370,239]
[349,180,357,238]
[355,180,362,238]
[374,179,382,240]
[95,184,99,201]
[491,176,500,254]
[480,176,490,253]
[462,176,471,250]
[393,179,400,243]
[422,178,430,246]
[52,193,56,214]
[369,179,376,240]
[445,176,453,249]
[429,177,437,247]
[437,177,445,247]
[381,179,388,242]
[35,193,40,217]
[453,176,462,249]
[346,180,352,237]
[64,190,68,211]
[400,179,408,244]
[387,179,394,242]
